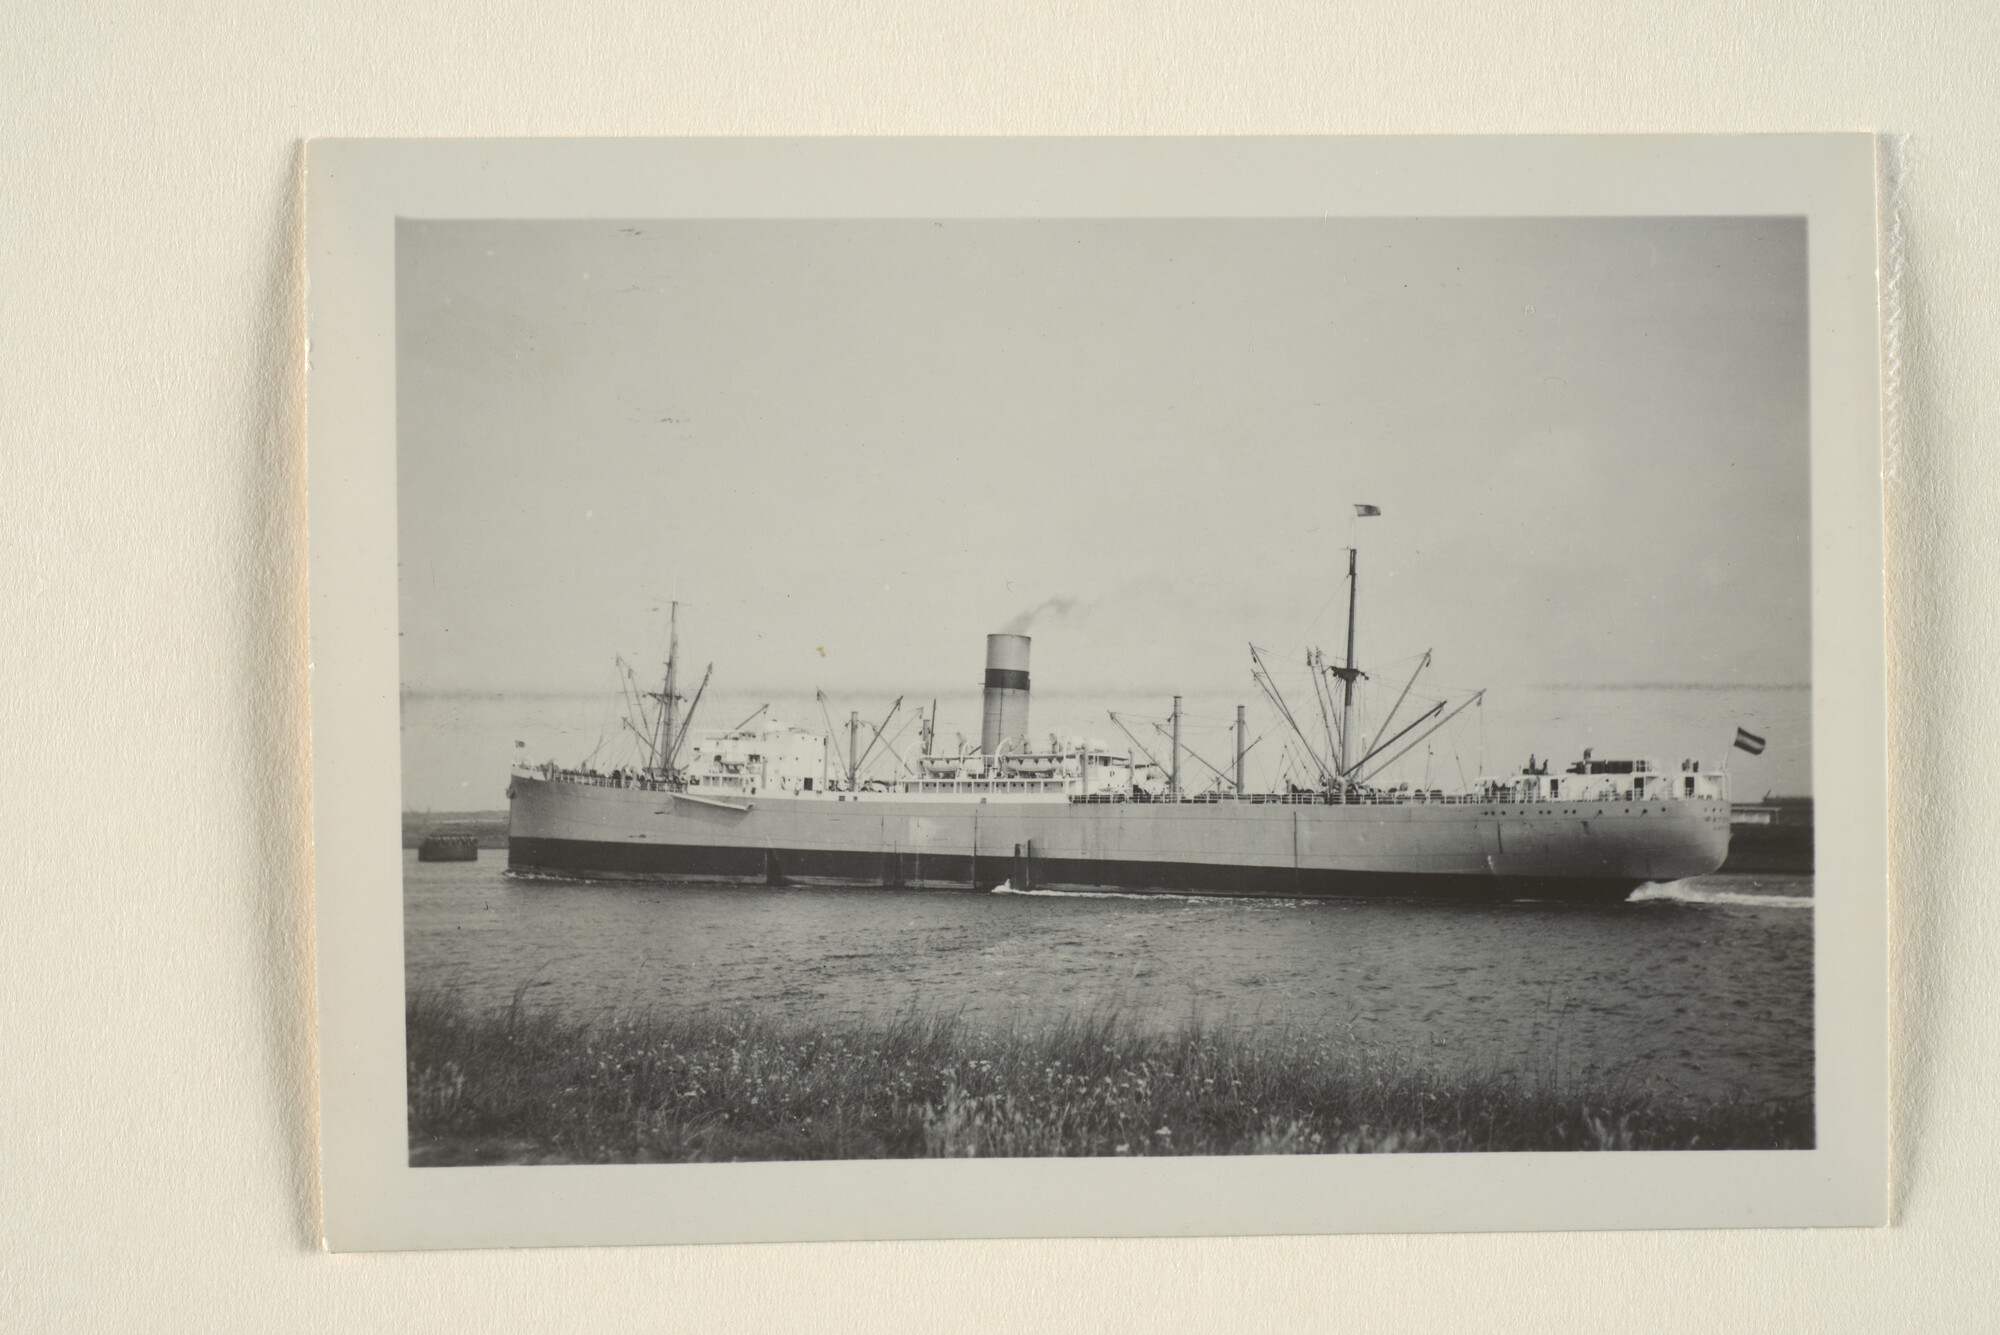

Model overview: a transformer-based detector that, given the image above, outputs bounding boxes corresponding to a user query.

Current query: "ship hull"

[506,774,1731,905]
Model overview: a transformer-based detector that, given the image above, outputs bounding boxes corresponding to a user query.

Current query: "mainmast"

[1333,504,1381,781]
[1341,547,1358,774]
[1331,546,1361,779]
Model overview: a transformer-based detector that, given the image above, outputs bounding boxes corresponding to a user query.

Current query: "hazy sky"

[396,216,1808,705]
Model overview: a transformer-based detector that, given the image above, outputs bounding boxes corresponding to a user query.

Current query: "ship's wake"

[992,879,1813,910]
[991,881,1186,903]
[1630,881,1813,909]
[989,881,1301,907]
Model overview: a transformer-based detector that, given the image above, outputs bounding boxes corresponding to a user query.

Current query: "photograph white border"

[306,136,1886,1251]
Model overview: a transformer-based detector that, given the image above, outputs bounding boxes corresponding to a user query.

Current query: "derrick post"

[1236,704,1246,796]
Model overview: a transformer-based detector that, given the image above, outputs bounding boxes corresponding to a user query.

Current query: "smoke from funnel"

[999,596,1078,637]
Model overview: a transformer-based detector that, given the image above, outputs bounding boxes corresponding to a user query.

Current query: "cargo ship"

[508,552,1733,904]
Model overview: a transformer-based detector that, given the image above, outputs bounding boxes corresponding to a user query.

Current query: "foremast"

[645,601,711,788]
[652,602,679,776]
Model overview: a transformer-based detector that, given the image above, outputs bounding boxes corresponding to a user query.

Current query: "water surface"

[404,855,1812,1105]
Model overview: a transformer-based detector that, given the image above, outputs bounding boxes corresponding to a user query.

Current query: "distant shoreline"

[401,682,1815,700]
[404,811,509,850]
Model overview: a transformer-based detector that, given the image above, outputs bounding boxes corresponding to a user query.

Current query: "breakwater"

[1721,797,1814,873]
[403,810,509,851]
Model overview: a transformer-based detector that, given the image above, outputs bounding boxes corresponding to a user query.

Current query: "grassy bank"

[406,989,1811,1163]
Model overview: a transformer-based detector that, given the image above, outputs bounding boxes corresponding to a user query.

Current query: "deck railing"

[1067,789,1491,807]
[532,766,670,791]
[524,764,1718,808]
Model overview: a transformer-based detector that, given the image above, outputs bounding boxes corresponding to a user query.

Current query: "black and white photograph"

[306,137,1887,1246]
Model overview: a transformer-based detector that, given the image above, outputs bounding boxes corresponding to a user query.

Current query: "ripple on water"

[405,861,1813,1105]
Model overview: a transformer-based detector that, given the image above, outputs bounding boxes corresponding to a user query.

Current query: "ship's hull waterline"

[506,775,1732,905]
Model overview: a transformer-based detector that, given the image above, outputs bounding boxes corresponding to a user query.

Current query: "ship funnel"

[979,633,1031,756]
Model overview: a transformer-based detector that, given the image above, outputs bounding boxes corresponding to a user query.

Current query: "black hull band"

[506,836,1640,905]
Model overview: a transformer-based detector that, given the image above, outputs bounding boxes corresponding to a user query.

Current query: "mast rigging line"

[1355,690,1486,788]
[1249,644,1334,787]
[864,709,922,778]
[1312,649,1345,768]
[1303,649,1331,762]
[848,696,904,782]
[1348,650,1433,778]
[620,716,659,764]
[615,656,656,754]
[1097,710,1268,788]
[651,602,683,777]
[1348,698,1446,779]
[1150,721,1236,790]
[1106,711,1170,779]
[1288,577,1348,658]
[665,663,713,774]
[814,690,846,782]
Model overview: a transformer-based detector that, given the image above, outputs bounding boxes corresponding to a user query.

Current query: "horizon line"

[400,679,1813,701]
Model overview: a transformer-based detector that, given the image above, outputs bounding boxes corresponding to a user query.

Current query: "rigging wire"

[864,709,922,779]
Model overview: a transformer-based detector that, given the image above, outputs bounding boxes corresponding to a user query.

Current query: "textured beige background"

[0,2,1983,1330]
